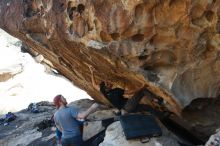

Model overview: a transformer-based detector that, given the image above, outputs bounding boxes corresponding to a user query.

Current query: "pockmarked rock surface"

[0,0,220,140]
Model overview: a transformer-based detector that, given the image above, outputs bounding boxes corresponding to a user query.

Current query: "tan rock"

[0,0,220,140]
[0,64,23,82]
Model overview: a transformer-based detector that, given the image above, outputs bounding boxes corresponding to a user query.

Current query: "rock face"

[0,0,220,140]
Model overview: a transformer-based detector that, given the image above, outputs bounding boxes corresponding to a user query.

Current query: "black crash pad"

[119,114,162,140]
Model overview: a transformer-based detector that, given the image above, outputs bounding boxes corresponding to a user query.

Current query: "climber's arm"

[77,103,99,119]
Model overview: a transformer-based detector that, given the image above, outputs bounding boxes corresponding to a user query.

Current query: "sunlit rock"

[0,0,220,141]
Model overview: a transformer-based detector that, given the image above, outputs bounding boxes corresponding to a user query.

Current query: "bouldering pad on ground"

[119,114,162,140]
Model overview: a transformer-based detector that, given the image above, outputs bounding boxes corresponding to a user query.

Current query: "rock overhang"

[0,0,220,118]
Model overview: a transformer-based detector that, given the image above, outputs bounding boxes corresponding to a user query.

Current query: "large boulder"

[0,0,220,140]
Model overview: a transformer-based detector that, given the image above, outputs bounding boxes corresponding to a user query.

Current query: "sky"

[0,29,91,114]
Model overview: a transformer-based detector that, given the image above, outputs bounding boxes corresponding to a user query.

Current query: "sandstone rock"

[0,0,220,140]
[0,64,23,82]
[99,121,180,146]
[21,42,39,57]
[83,120,105,141]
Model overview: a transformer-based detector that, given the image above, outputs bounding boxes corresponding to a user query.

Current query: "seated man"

[53,95,99,146]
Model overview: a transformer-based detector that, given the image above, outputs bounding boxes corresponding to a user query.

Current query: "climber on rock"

[99,81,127,110]
[99,81,150,113]
[88,66,142,114]
[53,95,99,146]
[88,65,164,114]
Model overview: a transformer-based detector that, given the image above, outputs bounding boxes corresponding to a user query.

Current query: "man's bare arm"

[77,103,99,119]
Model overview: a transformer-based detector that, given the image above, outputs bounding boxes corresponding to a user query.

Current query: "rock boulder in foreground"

[0,0,220,140]
[0,99,195,146]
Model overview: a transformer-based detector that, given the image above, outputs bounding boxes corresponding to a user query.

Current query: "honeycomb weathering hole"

[69,24,73,34]
[77,4,85,14]
[135,3,144,18]
[68,7,76,20]
[24,0,39,17]
[205,10,214,22]
[110,33,120,40]
[131,34,144,42]
[67,1,77,20]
